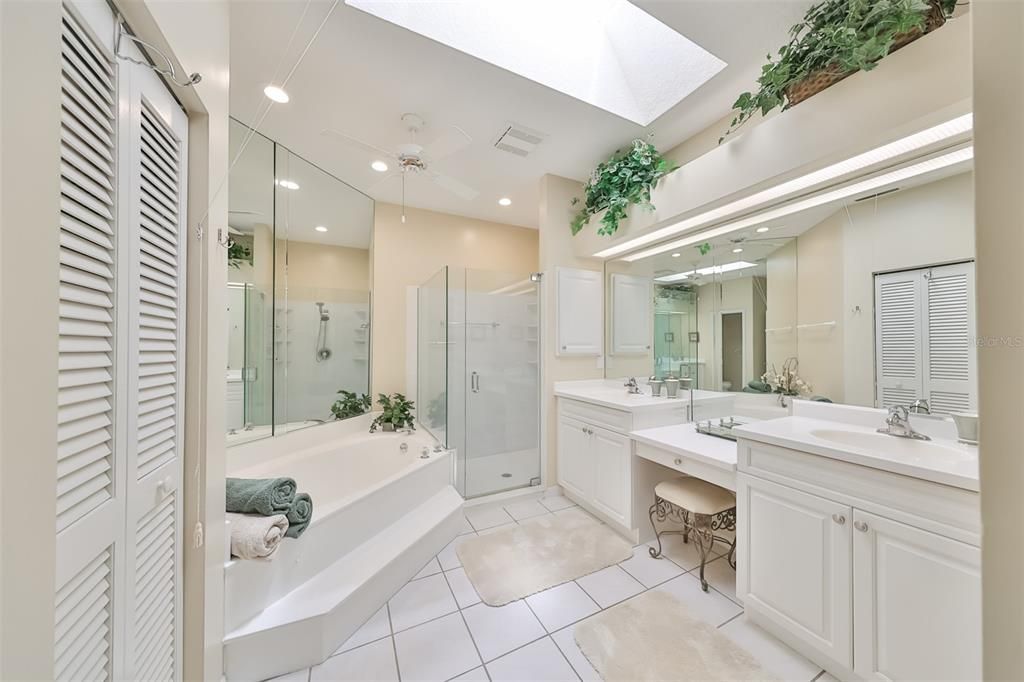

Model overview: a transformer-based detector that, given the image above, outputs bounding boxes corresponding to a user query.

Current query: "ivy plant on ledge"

[720,0,958,143]
[570,137,677,237]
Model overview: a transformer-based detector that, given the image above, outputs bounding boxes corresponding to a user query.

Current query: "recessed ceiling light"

[277,179,299,190]
[315,226,328,233]
[756,227,770,233]
[732,247,743,253]
[263,85,290,103]
[671,252,681,258]
[498,197,512,206]
[371,160,389,172]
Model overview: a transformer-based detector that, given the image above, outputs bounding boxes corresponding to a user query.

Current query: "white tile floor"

[269,493,830,682]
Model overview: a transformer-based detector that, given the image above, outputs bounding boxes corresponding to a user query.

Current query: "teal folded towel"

[285,493,313,538]
[226,477,296,516]
[746,379,771,393]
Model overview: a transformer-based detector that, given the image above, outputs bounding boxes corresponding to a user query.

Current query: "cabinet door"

[556,267,602,356]
[610,273,652,355]
[590,426,631,527]
[738,475,853,668]
[557,415,592,500]
[852,510,981,681]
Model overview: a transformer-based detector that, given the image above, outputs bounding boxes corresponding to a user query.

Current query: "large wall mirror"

[227,119,373,446]
[606,158,976,418]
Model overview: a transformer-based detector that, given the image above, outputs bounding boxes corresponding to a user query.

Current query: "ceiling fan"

[322,113,478,222]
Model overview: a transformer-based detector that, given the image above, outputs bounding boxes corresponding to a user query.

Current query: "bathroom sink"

[808,428,972,460]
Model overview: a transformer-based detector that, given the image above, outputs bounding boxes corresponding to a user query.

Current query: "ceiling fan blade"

[427,168,479,201]
[321,128,399,160]
[422,125,472,161]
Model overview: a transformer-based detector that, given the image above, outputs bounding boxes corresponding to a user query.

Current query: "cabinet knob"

[832,513,846,525]
[674,458,683,466]
[854,520,869,533]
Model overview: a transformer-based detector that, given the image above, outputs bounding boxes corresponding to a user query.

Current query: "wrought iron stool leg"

[681,509,691,544]
[648,499,664,559]
[693,513,714,592]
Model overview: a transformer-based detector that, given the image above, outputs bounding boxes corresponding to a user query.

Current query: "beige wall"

[539,174,603,484]
[371,203,539,398]
[974,2,1024,677]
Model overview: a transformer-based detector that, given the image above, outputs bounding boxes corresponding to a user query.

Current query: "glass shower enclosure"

[418,267,541,499]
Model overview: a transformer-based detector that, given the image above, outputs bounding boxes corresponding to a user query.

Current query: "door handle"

[471,371,479,393]
[832,513,846,525]
[854,520,869,533]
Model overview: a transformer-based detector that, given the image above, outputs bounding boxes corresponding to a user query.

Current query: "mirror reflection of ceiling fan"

[322,113,478,222]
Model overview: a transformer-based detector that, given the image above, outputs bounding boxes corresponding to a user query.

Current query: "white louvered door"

[873,271,923,409]
[874,263,977,414]
[55,2,188,680]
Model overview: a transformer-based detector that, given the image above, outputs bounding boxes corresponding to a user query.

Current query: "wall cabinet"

[737,441,981,680]
[555,267,603,356]
[610,273,652,355]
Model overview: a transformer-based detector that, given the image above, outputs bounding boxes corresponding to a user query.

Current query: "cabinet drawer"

[634,442,735,492]
[559,398,632,433]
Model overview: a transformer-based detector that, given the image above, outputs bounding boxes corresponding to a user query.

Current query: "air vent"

[493,122,546,157]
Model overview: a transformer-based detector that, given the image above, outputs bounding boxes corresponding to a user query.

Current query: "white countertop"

[733,416,979,492]
[630,423,737,472]
[554,380,733,413]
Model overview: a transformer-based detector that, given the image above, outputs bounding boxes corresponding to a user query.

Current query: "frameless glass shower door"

[417,267,541,499]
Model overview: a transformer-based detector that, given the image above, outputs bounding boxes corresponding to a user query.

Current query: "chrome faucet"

[877,405,931,441]
[908,398,930,415]
[624,377,642,395]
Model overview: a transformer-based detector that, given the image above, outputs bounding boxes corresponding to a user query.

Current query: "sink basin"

[808,428,971,461]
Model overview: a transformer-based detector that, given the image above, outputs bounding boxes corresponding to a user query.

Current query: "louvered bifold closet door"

[55,4,120,681]
[923,262,977,414]
[874,271,925,408]
[123,56,188,682]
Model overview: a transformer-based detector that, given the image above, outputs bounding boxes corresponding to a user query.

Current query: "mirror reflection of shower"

[315,302,332,362]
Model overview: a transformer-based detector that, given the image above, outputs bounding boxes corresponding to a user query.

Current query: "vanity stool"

[648,476,737,592]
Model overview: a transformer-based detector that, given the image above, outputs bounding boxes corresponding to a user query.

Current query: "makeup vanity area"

[552,105,982,680]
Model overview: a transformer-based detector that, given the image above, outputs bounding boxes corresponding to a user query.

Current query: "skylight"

[346,0,726,126]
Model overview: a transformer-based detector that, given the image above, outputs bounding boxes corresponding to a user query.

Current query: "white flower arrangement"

[762,357,812,397]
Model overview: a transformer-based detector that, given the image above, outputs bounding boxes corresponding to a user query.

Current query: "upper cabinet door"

[610,273,652,355]
[852,510,981,682]
[556,267,602,356]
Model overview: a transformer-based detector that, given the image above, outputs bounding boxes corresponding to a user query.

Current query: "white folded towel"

[227,512,289,560]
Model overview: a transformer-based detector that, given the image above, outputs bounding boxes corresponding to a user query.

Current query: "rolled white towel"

[227,512,289,560]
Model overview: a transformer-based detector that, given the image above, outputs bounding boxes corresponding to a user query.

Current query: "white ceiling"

[229,0,813,229]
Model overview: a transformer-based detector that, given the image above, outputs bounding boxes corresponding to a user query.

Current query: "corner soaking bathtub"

[223,424,463,680]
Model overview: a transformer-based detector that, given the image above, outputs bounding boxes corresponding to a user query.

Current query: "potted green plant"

[370,393,415,433]
[570,137,677,237]
[721,0,957,142]
[227,238,253,269]
[330,390,372,420]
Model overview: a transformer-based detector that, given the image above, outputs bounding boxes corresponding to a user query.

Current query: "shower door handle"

[471,371,480,393]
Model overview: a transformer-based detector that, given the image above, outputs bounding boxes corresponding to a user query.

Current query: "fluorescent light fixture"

[264,85,290,103]
[498,197,512,207]
[277,179,300,190]
[346,0,725,126]
[371,160,389,172]
[732,247,743,253]
[314,226,328,233]
[656,261,757,283]
[756,227,770,233]
[595,113,973,259]
[626,146,973,262]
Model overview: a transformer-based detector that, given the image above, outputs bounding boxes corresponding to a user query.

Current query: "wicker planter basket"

[784,0,948,107]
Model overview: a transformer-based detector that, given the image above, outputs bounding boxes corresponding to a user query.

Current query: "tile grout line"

[439,564,489,680]
[520,599,582,682]
[385,602,402,682]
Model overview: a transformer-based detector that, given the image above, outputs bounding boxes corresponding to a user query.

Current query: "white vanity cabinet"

[556,411,632,529]
[736,439,981,680]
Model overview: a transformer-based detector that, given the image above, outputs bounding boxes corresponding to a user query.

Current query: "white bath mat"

[456,511,632,606]
[574,589,777,681]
